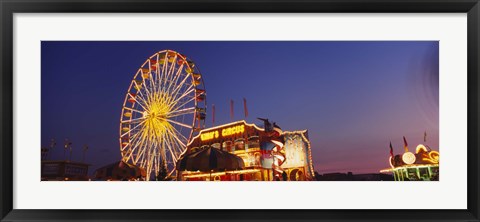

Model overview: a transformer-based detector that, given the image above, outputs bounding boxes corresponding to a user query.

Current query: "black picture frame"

[1,0,479,221]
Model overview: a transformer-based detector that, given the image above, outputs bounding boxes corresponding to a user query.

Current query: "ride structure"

[119,50,207,180]
[380,136,440,181]
[177,119,316,181]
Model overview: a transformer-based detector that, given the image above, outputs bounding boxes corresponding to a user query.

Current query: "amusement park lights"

[389,156,394,168]
[118,48,317,181]
[416,144,429,153]
[182,169,261,178]
[119,50,207,180]
[187,120,264,146]
[283,130,316,178]
[200,124,246,141]
[416,144,439,163]
[402,152,416,165]
[380,163,439,173]
[382,140,440,181]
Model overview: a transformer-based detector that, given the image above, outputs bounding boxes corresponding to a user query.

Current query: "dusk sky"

[41,41,439,175]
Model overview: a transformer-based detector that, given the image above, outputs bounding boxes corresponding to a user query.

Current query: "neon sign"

[415,144,439,164]
[200,124,245,141]
[416,144,428,153]
[221,125,245,137]
[200,131,219,141]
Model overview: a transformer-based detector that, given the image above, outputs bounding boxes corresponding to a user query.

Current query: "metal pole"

[82,145,88,162]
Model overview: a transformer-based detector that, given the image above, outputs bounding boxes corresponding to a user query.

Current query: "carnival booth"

[176,119,316,181]
[380,139,439,181]
[94,161,146,181]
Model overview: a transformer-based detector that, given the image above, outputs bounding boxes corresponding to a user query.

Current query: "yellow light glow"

[281,130,314,179]
[221,125,245,137]
[187,120,265,146]
[416,144,428,153]
[200,130,219,141]
[182,169,260,178]
[183,172,226,178]
[380,163,439,172]
[185,121,315,180]
[140,93,174,146]
[423,151,440,163]
[402,152,416,165]
[282,134,306,168]
[197,123,245,142]
[227,169,260,174]
[415,144,439,164]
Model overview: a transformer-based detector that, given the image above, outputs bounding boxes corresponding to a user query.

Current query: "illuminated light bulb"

[402,152,416,165]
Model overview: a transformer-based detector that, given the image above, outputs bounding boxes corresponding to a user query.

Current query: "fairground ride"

[119,50,207,180]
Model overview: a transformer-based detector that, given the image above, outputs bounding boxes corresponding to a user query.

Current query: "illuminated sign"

[282,134,306,168]
[221,125,245,137]
[415,144,440,164]
[422,151,439,163]
[200,131,219,141]
[416,144,428,153]
[402,152,416,165]
[200,124,245,141]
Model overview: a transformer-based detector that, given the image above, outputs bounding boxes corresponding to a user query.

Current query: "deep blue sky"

[41,41,439,175]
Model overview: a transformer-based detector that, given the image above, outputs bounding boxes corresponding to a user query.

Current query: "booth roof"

[177,146,245,172]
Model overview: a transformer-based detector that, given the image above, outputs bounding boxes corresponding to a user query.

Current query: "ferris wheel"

[119,50,206,180]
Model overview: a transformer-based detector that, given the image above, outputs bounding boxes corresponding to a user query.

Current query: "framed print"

[1,0,479,221]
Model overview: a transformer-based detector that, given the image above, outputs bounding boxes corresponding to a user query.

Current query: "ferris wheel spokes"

[169,83,196,107]
[120,119,148,138]
[119,50,206,180]
[167,107,196,118]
